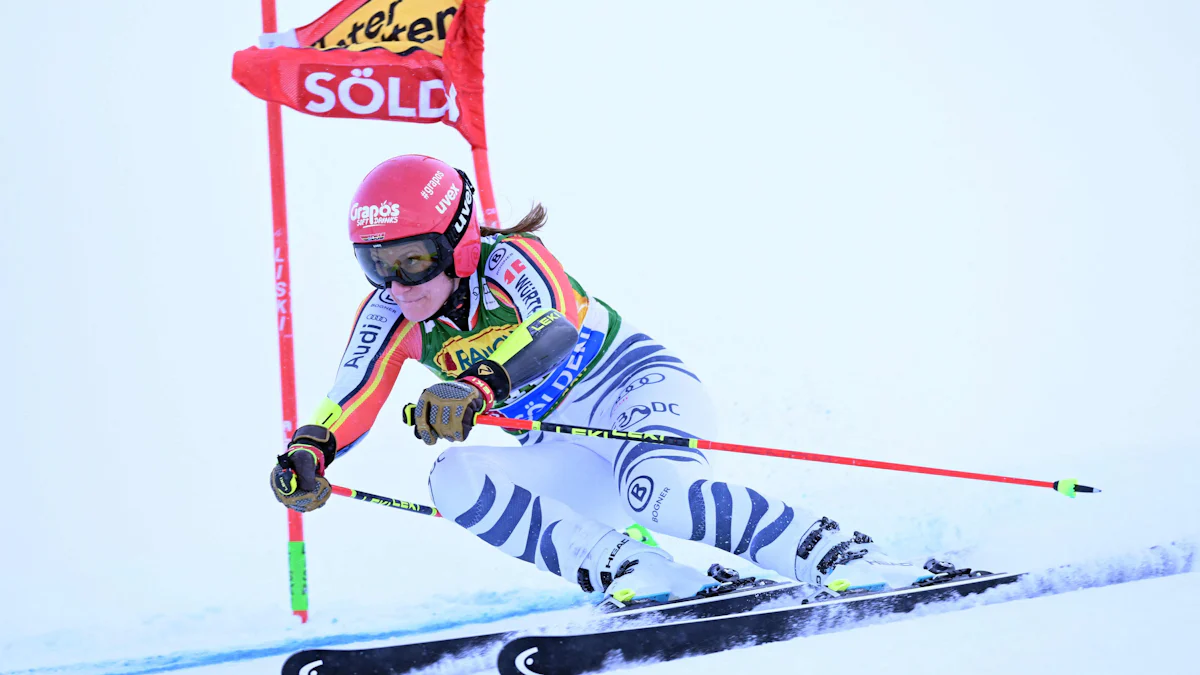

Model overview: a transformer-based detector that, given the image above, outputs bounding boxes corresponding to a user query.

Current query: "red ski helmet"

[348,155,481,288]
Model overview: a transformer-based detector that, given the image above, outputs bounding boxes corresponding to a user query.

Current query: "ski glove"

[271,425,336,512]
[409,381,489,445]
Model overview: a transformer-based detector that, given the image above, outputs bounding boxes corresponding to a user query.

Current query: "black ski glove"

[270,425,336,512]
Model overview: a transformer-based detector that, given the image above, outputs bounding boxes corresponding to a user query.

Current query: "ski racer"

[270,154,945,604]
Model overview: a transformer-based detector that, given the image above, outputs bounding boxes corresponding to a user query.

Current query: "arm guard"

[459,308,579,406]
[284,424,339,474]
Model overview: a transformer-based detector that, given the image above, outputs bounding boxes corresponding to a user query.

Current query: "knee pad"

[427,446,491,518]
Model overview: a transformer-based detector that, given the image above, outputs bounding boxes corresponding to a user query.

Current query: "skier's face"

[390,274,456,321]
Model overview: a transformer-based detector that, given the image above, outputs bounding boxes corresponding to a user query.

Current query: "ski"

[498,571,1019,675]
[280,575,828,675]
[282,542,1195,675]
[496,541,1197,675]
[283,630,511,675]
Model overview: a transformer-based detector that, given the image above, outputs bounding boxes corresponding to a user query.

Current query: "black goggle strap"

[444,169,476,249]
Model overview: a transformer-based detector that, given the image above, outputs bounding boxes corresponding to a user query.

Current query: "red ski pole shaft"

[466,414,1099,498]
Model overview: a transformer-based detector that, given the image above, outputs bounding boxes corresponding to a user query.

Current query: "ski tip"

[1053,480,1101,498]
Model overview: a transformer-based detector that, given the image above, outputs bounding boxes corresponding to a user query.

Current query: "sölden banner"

[233,0,486,148]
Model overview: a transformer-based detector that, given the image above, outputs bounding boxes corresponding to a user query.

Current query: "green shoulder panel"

[411,233,622,421]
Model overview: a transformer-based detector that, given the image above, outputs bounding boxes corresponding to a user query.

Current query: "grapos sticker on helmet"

[350,201,401,227]
[420,170,446,199]
[348,155,481,286]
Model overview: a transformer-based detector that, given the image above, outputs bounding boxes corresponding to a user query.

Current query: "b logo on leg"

[627,475,654,512]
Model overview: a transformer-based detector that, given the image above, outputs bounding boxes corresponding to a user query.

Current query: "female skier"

[270,154,941,604]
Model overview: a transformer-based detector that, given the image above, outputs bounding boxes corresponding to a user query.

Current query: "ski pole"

[330,484,441,517]
[328,483,656,549]
[445,411,1099,498]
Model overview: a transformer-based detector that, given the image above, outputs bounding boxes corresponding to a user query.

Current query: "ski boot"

[579,530,719,606]
[793,517,955,592]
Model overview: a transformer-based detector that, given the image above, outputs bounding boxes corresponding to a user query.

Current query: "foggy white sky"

[2,0,1197,652]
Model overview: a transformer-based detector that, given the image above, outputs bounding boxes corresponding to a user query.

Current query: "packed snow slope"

[5,544,1197,674]
[2,1,1198,674]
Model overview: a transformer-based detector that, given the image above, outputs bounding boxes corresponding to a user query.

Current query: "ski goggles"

[353,234,455,288]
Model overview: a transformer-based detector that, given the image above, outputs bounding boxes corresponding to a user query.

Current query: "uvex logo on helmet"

[350,201,401,227]
[435,184,461,215]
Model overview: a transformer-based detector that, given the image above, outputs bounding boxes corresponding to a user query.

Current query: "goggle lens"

[354,237,448,287]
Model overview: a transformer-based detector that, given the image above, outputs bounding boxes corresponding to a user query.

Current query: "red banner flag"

[233,0,487,149]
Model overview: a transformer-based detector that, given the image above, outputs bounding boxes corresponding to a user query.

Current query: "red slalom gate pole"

[471,146,500,230]
[471,415,1101,498]
[259,0,309,623]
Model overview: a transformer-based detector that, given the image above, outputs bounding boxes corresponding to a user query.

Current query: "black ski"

[283,631,511,675]
[497,571,1020,675]
[283,544,1194,675]
[281,575,831,675]
[496,538,1200,675]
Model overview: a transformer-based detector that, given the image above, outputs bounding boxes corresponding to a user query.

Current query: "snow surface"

[7,547,1196,674]
[3,1,1198,674]
[641,571,1200,675]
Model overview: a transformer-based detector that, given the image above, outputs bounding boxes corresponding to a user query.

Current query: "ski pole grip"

[1053,479,1102,498]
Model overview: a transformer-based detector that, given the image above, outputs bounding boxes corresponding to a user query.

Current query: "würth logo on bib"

[504,259,526,284]
[351,200,401,227]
